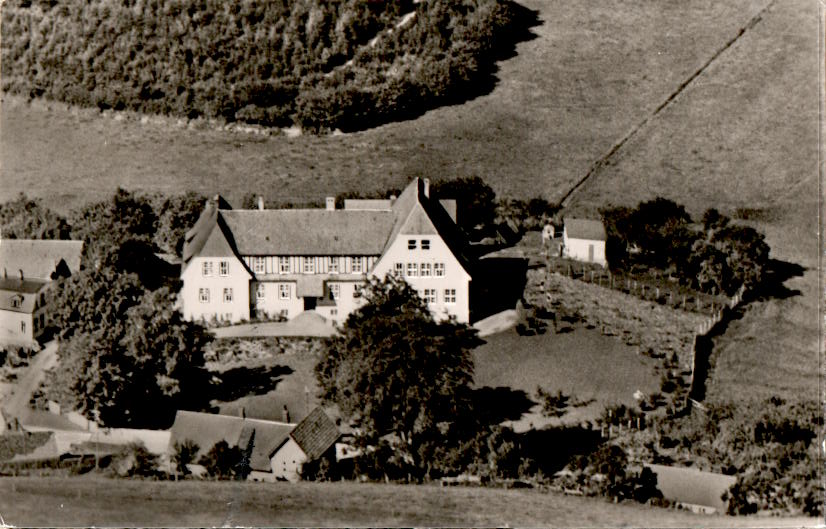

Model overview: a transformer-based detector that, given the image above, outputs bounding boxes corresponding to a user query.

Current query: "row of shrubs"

[1,0,524,132]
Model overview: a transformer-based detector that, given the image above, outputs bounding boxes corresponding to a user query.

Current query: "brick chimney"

[326,197,335,210]
[258,196,265,211]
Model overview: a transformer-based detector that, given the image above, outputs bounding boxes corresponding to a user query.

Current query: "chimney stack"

[18,269,24,281]
[423,178,430,198]
[390,194,397,206]
[326,197,335,211]
[282,405,290,423]
[258,196,265,211]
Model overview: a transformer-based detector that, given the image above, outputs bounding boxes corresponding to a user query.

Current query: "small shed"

[645,464,737,514]
[562,218,607,267]
[270,407,339,482]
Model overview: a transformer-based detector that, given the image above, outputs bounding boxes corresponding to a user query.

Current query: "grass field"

[472,326,661,429]
[0,476,818,527]
[0,0,774,212]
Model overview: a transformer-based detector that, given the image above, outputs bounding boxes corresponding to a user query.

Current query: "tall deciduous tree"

[315,276,479,472]
[0,193,72,240]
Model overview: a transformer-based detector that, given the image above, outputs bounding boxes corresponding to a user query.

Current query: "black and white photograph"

[0,0,822,526]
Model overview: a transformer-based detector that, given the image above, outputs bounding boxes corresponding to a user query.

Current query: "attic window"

[408,239,417,250]
[421,240,430,250]
[11,297,22,309]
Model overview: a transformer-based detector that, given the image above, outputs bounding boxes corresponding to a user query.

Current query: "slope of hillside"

[0,477,818,527]
[1,0,773,211]
[567,0,820,404]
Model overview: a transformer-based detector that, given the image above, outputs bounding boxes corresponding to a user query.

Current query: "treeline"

[1,191,211,428]
[602,199,770,296]
[1,0,524,132]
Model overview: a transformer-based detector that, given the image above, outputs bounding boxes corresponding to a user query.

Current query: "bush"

[112,442,159,478]
[199,440,249,480]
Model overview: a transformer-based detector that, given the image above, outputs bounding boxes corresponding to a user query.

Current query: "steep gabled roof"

[244,419,294,471]
[289,407,339,461]
[564,218,607,241]
[0,239,84,280]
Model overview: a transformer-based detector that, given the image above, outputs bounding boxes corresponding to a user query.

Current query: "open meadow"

[0,476,818,527]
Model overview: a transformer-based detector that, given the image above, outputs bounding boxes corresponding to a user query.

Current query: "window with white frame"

[202,261,213,276]
[434,263,445,277]
[303,257,314,274]
[352,257,364,273]
[279,256,290,274]
[223,287,233,303]
[408,239,417,250]
[253,257,265,274]
[423,288,437,303]
[421,239,431,250]
[406,263,418,277]
[420,263,432,277]
[329,257,339,274]
[199,288,210,303]
[256,283,265,300]
[444,289,456,303]
[393,262,404,278]
[279,284,290,299]
[329,283,340,300]
[219,260,229,276]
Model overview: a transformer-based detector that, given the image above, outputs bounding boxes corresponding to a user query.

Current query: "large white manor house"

[180,178,474,325]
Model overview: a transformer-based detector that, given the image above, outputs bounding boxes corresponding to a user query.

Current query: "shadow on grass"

[751,258,805,301]
[518,426,604,476]
[472,257,529,322]
[470,386,535,425]
[210,364,294,403]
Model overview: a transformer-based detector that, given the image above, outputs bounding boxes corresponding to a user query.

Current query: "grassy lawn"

[0,476,818,527]
[206,340,323,424]
[473,326,661,429]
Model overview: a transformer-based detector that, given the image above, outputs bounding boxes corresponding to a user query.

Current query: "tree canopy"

[0,193,72,240]
[315,275,480,473]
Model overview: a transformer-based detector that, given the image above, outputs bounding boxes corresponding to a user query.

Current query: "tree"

[199,440,250,480]
[50,284,211,428]
[172,439,201,477]
[0,193,72,239]
[69,188,157,271]
[153,192,207,256]
[315,275,480,474]
[431,176,497,236]
[112,441,160,478]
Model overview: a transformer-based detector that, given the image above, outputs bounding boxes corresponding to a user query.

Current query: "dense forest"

[1,0,523,131]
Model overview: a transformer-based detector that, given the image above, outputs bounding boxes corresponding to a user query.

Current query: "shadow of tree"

[210,364,294,403]
[517,426,604,476]
[470,386,535,425]
[751,258,805,301]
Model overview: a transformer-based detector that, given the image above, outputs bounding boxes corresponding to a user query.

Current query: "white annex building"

[562,217,607,267]
[180,178,474,326]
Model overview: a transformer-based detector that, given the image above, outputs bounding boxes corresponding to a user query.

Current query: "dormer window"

[408,239,417,250]
[11,296,22,309]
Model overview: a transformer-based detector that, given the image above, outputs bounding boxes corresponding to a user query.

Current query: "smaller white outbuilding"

[562,218,607,267]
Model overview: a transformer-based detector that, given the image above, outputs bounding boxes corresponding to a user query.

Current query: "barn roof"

[0,239,84,280]
[168,410,294,470]
[289,408,339,460]
[646,464,737,512]
[220,209,395,256]
[564,218,607,241]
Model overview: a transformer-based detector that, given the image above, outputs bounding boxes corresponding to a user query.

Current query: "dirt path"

[1,341,57,417]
